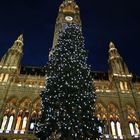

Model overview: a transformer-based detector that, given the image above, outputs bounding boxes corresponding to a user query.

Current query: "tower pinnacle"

[17,34,23,42]
[109,41,115,49]
[0,34,24,69]
[108,41,130,75]
[14,34,24,46]
[51,0,81,51]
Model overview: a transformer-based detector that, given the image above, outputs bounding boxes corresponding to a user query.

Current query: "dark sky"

[0,0,140,76]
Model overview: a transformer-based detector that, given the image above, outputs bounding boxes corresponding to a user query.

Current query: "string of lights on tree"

[35,24,103,140]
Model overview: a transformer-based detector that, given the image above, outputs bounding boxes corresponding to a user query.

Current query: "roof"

[20,65,140,82]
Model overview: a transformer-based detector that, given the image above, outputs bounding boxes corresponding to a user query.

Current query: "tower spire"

[17,34,23,42]
[0,34,24,69]
[50,0,81,54]
[108,41,130,75]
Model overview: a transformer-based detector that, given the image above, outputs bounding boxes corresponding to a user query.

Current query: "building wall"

[0,66,140,140]
[0,0,140,139]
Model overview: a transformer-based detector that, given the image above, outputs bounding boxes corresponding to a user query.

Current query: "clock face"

[65,16,73,21]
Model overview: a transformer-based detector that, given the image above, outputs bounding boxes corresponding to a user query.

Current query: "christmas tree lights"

[35,24,102,140]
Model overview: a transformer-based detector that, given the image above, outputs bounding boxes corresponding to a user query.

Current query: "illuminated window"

[21,116,28,134]
[127,105,140,136]
[120,82,124,90]
[135,122,140,135]
[3,74,9,82]
[116,121,122,137]
[124,82,128,90]
[98,126,103,133]
[129,122,140,136]
[0,73,4,82]
[6,116,14,132]
[0,116,8,132]
[15,116,22,132]
[129,123,135,136]
[29,112,37,131]
[111,121,116,136]
[30,121,35,130]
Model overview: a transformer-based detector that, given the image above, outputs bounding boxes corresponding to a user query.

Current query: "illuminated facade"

[0,0,140,139]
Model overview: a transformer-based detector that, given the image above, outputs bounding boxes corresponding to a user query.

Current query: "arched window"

[29,99,41,133]
[29,111,37,133]
[110,121,116,136]
[20,111,29,134]
[15,116,22,133]
[127,105,140,136]
[98,126,103,134]
[96,103,107,134]
[108,104,123,138]
[16,97,31,133]
[6,115,14,133]
[14,110,23,134]
[129,122,135,136]
[116,121,122,137]
[135,122,140,135]
[0,116,8,132]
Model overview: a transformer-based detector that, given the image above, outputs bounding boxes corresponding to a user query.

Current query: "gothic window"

[29,111,37,132]
[15,116,22,133]
[15,97,31,133]
[96,103,107,134]
[135,122,140,135]
[124,82,128,90]
[0,73,4,82]
[108,104,123,138]
[120,81,124,91]
[116,121,122,137]
[29,99,41,133]
[127,105,140,136]
[129,122,135,136]
[20,111,29,134]
[14,110,23,133]
[3,74,9,82]
[110,120,116,136]
[1,97,17,133]
[6,115,14,133]
[0,116,8,132]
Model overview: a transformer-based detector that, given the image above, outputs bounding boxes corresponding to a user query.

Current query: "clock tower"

[51,0,81,50]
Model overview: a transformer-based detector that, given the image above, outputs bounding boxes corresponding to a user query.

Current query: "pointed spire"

[60,0,79,13]
[109,41,115,49]
[16,34,23,42]
[0,34,24,68]
[108,41,130,76]
[108,41,120,58]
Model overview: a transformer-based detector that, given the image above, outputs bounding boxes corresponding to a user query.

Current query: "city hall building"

[0,0,140,139]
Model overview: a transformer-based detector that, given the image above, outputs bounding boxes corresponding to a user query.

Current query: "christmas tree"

[35,24,102,140]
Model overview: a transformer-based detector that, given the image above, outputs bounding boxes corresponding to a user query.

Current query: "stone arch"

[28,98,41,133]
[0,96,18,133]
[107,102,123,137]
[108,102,119,117]
[126,104,140,136]
[14,97,31,134]
[4,96,18,115]
[126,104,137,122]
[96,101,107,120]
[32,97,41,113]
[18,97,31,111]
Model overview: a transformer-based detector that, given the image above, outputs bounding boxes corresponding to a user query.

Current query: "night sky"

[0,0,140,76]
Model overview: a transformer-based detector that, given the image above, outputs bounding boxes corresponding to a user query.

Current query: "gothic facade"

[0,0,140,139]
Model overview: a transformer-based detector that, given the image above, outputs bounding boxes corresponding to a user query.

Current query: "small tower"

[108,42,132,91]
[52,0,81,49]
[0,34,23,69]
[0,34,23,82]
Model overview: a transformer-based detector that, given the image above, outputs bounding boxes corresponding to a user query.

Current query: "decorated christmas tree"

[35,24,102,140]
